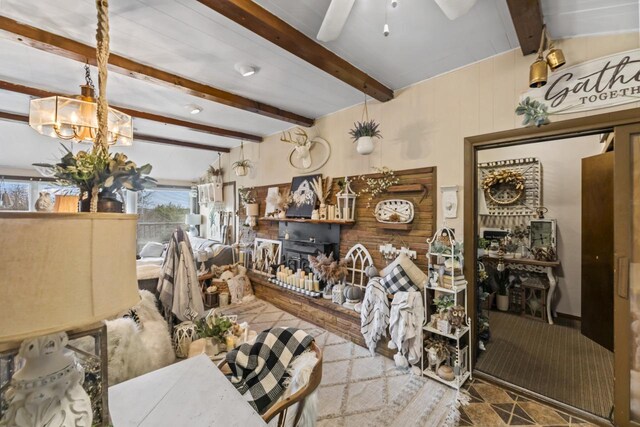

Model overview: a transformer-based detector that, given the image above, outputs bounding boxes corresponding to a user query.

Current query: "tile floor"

[459,378,597,426]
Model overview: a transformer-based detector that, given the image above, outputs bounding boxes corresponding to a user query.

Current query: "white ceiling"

[0,0,637,182]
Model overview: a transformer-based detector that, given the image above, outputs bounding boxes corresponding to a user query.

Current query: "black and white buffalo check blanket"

[225,327,314,414]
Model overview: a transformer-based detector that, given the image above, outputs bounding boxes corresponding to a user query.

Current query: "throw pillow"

[380,253,427,289]
[139,241,165,258]
[381,264,420,294]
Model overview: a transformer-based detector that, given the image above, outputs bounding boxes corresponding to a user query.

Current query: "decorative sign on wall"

[522,48,640,114]
[478,158,541,217]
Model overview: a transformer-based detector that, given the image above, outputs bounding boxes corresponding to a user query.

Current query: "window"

[137,188,191,250]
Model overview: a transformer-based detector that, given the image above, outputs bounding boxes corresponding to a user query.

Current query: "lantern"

[336,177,357,222]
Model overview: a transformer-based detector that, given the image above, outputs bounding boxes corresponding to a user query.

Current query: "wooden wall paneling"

[238,167,436,271]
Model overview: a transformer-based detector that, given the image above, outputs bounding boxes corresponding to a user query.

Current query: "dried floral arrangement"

[308,252,349,284]
[238,186,256,207]
[481,169,525,191]
[310,176,332,206]
[356,166,400,207]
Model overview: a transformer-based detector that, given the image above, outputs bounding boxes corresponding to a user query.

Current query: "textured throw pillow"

[380,253,427,289]
[381,264,420,294]
[139,242,165,258]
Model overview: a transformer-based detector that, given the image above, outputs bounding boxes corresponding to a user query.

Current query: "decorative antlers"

[280,128,310,146]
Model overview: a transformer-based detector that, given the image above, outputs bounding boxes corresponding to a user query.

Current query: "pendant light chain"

[84,62,95,91]
[90,0,111,212]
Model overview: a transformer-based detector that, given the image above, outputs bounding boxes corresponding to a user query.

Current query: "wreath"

[482,169,525,205]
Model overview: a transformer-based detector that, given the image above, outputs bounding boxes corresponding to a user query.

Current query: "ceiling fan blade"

[317,0,356,42]
[433,0,477,20]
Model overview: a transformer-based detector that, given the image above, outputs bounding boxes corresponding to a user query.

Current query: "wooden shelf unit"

[260,217,355,225]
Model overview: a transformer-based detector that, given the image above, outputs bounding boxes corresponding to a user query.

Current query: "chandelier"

[28,64,133,146]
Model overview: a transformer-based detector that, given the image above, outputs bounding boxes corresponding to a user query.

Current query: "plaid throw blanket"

[225,327,314,414]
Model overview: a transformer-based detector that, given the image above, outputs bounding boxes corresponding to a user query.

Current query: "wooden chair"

[217,341,323,427]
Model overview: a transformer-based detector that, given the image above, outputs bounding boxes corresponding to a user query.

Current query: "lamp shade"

[0,213,140,344]
[185,213,203,226]
[29,95,133,146]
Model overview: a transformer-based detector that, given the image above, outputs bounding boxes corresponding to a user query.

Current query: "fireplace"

[278,221,340,273]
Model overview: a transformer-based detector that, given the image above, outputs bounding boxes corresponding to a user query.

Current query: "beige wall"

[222,33,639,235]
[477,135,602,317]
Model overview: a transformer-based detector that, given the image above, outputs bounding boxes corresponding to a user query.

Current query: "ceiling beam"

[198,0,394,102]
[506,0,544,56]
[0,110,230,153]
[0,15,314,127]
[0,80,262,142]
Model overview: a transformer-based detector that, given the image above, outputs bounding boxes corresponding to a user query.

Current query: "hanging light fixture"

[28,63,133,146]
[529,25,566,88]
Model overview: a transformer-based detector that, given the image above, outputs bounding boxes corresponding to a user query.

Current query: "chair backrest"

[261,341,323,427]
[344,243,374,290]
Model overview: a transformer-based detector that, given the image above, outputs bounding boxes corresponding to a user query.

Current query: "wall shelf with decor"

[422,226,472,390]
[260,217,355,225]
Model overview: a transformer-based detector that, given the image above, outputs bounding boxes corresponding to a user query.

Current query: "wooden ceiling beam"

[0,110,230,152]
[198,0,394,102]
[0,80,262,142]
[0,15,314,127]
[506,0,544,56]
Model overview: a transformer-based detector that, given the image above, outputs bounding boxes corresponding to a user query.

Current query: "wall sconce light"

[529,25,566,88]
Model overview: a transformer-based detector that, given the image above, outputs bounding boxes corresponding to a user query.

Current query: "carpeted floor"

[475,311,614,418]
[220,299,462,427]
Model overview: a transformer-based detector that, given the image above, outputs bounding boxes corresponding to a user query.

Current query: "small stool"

[521,278,549,322]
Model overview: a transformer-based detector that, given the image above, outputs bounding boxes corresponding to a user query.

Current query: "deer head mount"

[281,128,313,169]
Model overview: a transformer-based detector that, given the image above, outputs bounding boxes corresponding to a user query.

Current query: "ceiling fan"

[316,0,478,42]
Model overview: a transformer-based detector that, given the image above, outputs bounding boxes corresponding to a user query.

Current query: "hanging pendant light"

[28,63,133,146]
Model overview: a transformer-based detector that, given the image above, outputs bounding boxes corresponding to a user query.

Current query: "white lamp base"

[1,332,93,427]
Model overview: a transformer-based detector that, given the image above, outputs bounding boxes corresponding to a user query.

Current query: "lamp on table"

[185,213,203,237]
[0,212,140,426]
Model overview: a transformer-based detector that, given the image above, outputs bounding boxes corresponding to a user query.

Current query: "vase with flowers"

[308,252,349,299]
[34,144,156,212]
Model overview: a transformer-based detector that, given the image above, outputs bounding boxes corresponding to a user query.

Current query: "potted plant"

[232,141,252,176]
[34,145,156,213]
[232,159,251,177]
[504,242,519,258]
[496,269,510,311]
[349,119,382,155]
[477,237,489,257]
[433,295,454,333]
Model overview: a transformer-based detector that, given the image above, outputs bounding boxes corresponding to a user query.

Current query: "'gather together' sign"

[523,48,640,114]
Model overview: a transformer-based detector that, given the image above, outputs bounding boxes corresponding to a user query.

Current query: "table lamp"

[185,213,203,237]
[0,212,140,426]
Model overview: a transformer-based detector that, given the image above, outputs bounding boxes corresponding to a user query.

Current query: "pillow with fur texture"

[380,253,427,289]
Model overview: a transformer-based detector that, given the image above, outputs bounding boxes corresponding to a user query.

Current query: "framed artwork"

[252,238,282,275]
[286,174,321,219]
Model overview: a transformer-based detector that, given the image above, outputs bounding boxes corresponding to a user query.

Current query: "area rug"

[219,299,465,426]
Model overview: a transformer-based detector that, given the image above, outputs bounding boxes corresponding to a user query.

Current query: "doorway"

[462,109,640,427]
[472,134,613,418]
